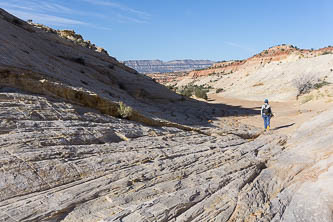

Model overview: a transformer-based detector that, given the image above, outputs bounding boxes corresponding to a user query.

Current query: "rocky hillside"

[1,9,333,222]
[124,59,215,74]
[166,44,333,101]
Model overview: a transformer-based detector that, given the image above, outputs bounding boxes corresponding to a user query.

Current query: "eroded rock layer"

[1,8,333,222]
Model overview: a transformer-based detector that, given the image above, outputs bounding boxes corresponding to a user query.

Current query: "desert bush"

[194,87,208,100]
[180,87,193,98]
[118,102,133,119]
[179,84,208,100]
[216,88,224,93]
[292,73,319,96]
[314,80,330,89]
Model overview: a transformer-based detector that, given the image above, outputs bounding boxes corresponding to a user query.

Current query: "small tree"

[292,73,319,97]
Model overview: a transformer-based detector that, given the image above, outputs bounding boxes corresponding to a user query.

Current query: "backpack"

[263,105,271,116]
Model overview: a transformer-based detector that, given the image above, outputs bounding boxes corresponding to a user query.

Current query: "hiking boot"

[267,126,270,131]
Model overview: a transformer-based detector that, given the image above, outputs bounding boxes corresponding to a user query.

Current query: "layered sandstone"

[124,60,215,74]
[1,8,333,222]
[188,44,333,78]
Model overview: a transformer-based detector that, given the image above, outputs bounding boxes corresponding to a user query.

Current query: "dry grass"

[301,94,314,104]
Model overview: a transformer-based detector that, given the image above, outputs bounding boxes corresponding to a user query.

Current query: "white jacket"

[261,103,272,116]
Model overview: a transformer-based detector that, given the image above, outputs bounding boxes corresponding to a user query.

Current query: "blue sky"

[1,0,332,61]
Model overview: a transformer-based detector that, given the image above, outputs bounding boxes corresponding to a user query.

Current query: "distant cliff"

[123,59,215,73]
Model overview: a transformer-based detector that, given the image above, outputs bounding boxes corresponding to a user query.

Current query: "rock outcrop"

[124,60,215,74]
[28,22,109,56]
[166,44,333,101]
[1,8,333,222]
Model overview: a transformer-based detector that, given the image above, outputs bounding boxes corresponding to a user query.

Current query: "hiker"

[261,99,273,131]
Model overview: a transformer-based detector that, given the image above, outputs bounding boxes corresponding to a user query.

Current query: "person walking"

[261,99,273,131]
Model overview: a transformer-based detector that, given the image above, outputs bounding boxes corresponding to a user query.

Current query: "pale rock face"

[164,45,333,102]
[1,8,333,222]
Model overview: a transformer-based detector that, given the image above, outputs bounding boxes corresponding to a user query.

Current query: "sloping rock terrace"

[0,9,333,222]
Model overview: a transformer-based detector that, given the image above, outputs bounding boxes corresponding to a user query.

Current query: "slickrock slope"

[124,60,214,74]
[166,45,333,101]
[1,9,333,222]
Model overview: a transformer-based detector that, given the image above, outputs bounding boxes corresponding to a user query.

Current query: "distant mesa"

[123,59,215,74]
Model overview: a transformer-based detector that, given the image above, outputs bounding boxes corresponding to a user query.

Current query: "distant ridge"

[124,59,215,74]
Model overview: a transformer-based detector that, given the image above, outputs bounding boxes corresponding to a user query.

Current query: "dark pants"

[263,115,271,130]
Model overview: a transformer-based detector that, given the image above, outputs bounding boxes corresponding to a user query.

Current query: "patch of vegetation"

[321,51,332,55]
[301,95,314,104]
[264,50,268,54]
[194,87,208,100]
[179,84,208,100]
[290,45,300,50]
[117,102,133,119]
[292,73,320,97]
[314,80,330,89]
[216,88,224,93]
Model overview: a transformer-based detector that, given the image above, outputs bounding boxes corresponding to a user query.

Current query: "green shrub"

[118,102,133,119]
[179,84,208,100]
[194,87,208,100]
[314,80,330,89]
[180,88,193,97]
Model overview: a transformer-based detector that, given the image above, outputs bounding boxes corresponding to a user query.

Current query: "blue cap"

[264,99,268,103]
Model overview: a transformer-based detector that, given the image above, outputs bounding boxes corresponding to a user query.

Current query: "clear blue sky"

[1,0,333,61]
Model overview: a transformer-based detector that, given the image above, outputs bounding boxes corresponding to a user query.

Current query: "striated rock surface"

[123,60,215,74]
[1,8,333,222]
